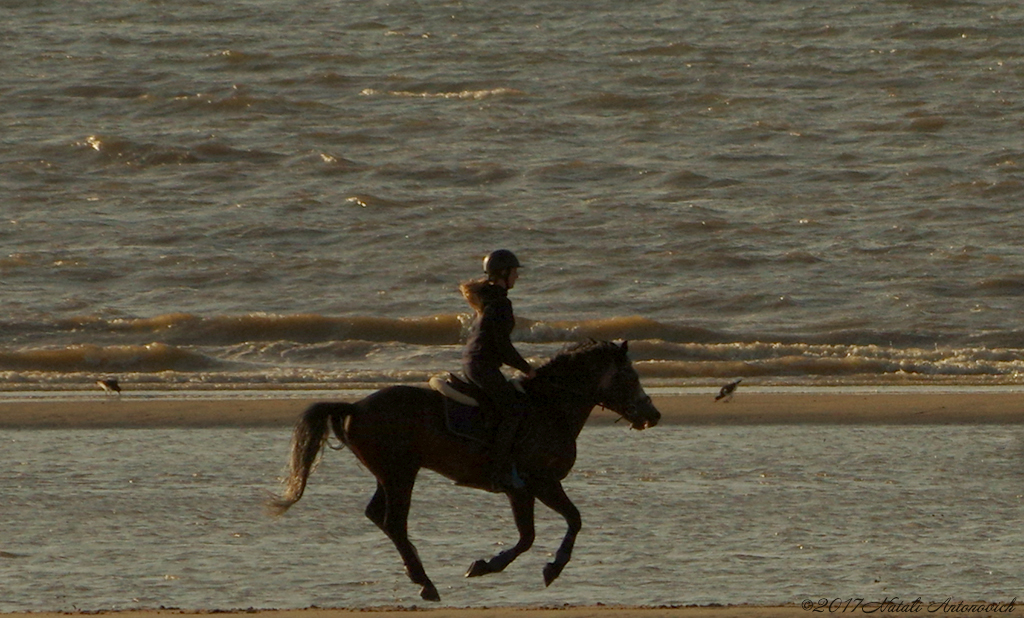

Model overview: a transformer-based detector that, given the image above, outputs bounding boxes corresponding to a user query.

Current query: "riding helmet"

[483,249,522,278]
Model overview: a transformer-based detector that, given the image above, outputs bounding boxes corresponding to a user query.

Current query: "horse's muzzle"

[628,396,661,430]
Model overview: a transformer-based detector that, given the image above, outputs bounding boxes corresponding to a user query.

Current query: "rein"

[529,370,623,416]
[530,370,650,426]
[523,341,645,426]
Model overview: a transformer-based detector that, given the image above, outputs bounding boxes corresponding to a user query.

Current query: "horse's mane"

[521,340,624,402]
[535,339,621,379]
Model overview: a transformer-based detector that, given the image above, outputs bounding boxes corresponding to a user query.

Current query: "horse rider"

[460,249,536,492]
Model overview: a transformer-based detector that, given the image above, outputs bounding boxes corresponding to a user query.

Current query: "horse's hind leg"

[466,491,535,577]
[379,474,440,602]
[364,482,387,535]
[534,480,581,587]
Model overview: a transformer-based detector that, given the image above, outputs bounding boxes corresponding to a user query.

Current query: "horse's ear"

[620,340,629,354]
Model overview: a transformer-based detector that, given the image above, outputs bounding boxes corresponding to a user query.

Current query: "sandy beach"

[4,391,1022,618]
[3,603,1018,618]
[2,391,1024,429]
[0,607,806,618]
[0,607,805,618]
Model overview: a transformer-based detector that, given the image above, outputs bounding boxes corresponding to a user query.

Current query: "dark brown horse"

[269,340,661,602]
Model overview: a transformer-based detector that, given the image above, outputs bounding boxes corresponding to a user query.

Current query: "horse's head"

[595,341,661,430]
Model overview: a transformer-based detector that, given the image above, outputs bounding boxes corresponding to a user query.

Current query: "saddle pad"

[444,399,495,444]
[428,375,478,406]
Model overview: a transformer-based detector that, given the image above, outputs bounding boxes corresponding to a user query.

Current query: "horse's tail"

[267,401,355,516]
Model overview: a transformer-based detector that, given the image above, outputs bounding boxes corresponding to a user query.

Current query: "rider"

[460,249,536,492]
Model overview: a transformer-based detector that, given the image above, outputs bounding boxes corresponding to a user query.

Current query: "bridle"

[532,363,651,427]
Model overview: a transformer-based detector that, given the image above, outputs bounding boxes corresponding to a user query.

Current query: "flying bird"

[715,379,741,402]
[96,378,121,396]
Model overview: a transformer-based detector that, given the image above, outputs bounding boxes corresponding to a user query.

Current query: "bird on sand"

[715,379,741,402]
[96,378,121,396]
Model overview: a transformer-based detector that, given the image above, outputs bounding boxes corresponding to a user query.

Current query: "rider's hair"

[459,277,489,314]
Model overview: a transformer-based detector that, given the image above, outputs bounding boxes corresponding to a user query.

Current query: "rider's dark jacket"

[462,282,531,376]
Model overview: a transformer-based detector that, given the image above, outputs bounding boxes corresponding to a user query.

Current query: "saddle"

[428,373,499,444]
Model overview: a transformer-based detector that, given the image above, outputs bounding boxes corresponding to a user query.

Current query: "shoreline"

[1,391,1023,428]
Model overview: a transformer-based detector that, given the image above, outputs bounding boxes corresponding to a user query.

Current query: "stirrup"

[491,464,525,491]
[510,465,525,489]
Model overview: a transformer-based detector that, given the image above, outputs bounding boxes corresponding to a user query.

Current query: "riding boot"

[489,413,525,492]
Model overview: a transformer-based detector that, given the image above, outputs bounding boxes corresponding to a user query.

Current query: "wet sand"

[2,604,1013,618]
[0,609,797,618]
[3,393,1019,618]
[1,391,1023,429]
[0,608,798,618]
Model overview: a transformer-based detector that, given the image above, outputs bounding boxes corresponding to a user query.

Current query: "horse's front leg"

[466,491,535,577]
[534,480,581,587]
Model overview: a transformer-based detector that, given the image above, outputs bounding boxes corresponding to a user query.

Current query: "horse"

[268,339,661,602]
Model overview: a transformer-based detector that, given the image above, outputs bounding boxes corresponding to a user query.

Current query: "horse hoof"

[542,562,562,587]
[420,584,441,602]
[466,559,491,578]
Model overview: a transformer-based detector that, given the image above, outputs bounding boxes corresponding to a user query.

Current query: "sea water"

[3,0,1024,388]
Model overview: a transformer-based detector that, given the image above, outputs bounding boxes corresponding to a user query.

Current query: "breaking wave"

[2,312,1024,387]
[0,343,220,373]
